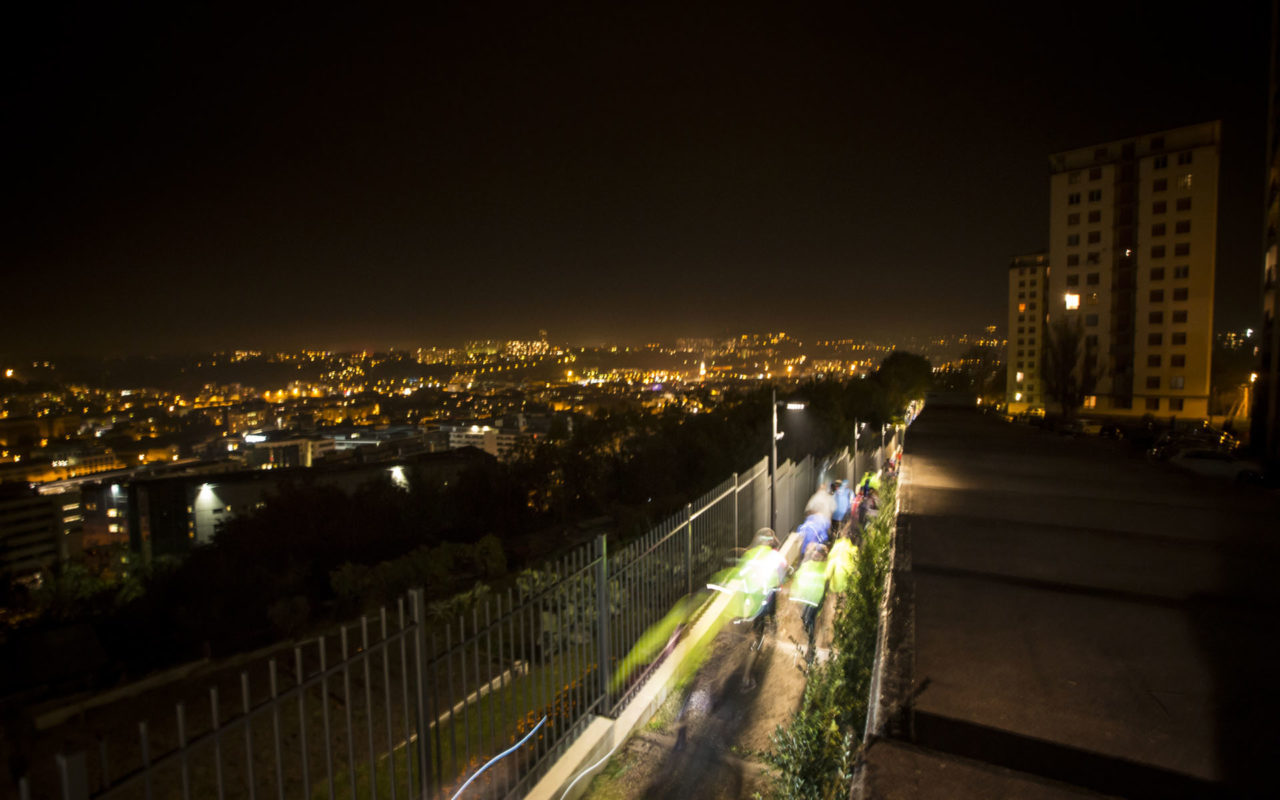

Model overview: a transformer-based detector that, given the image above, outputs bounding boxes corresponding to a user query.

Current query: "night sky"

[5,2,1272,356]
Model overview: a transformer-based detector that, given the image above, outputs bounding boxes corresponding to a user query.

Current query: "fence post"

[409,588,431,799]
[732,472,739,553]
[55,752,89,800]
[595,534,610,710]
[684,503,693,597]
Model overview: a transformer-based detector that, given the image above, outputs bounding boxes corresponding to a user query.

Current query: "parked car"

[1148,431,1229,460]
[1168,449,1264,483]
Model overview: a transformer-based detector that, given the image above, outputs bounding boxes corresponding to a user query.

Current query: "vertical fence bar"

[296,646,311,800]
[319,636,335,800]
[397,600,413,800]
[498,590,512,796]
[596,535,610,711]
[410,590,431,800]
[210,687,225,800]
[380,609,396,800]
[462,610,473,774]
[361,617,378,800]
[445,620,458,789]
[269,661,284,800]
[484,599,497,787]
[241,673,255,800]
[55,751,89,800]
[176,703,191,800]
[97,736,109,792]
[341,627,356,800]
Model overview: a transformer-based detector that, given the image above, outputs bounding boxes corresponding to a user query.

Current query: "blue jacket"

[833,485,853,520]
[797,513,830,555]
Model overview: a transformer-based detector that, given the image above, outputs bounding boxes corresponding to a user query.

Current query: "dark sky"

[4,1,1272,356]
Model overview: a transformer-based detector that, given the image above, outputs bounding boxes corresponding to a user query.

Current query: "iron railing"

[20,439,901,800]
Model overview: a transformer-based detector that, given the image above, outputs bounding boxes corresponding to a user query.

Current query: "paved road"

[859,406,1280,799]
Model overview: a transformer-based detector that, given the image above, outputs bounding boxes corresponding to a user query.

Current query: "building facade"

[1257,2,1280,464]
[1007,253,1050,412]
[1046,122,1220,418]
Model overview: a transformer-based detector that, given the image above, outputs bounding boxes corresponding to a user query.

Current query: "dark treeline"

[1,353,930,696]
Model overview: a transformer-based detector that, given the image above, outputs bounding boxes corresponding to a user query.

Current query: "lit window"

[1018,302,1027,313]
[1170,376,1185,389]
[1177,174,1193,189]
[1016,371,1025,382]
[1083,395,1097,408]
[107,508,119,518]
[1064,293,1080,310]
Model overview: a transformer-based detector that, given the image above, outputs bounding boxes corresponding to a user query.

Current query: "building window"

[1085,334,1099,346]
[1067,254,1080,267]
[1089,167,1103,180]
[1064,293,1080,309]
[1149,311,1164,323]
[1067,233,1080,246]
[1083,395,1097,408]
[1174,265,1189,279]
[1172,332,1187,345]
[1068,192,1081,205]
[1087,210,1101,223]
[1086,252,1101,264]
[1087,292,1099,305]
[1151,223,1166,237]
[1086,272,1100,285]
[1153,201,1167,214]
[1177,174,1193,189]
[1146,376,1160,389]
[1175,220,1191,234]
[1018,302,1027,312]
[1068,213,1080,225]
[1169,398,1184,411]
[1170,376,1185,389]
[1154,155,1168,169]
[1171,354,1186,367]
[1066,274,1080,286]
[1150,289,1164,302]
[1177,152,1192,165]
[1172,310,1188,323]
[1154,178,1168,192]
[1175,197,1191,211]
[1173,287,1189,301]
[1069,171,1082,184]
[1087,231,1101,244]
[1174,243,1190,256]
[1146,397,1161,410]
[1088,189,1102,202]
[1147,354,1162,367]
[1151,245,1166,258]
[1148,333,1163,346]
[1150,267,1165,280]
[1085,313,1099,326]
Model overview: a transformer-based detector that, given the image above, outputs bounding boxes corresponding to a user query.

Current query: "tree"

[1044,318,1096,421]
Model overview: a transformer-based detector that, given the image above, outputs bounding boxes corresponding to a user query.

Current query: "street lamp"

[771,388,807,532]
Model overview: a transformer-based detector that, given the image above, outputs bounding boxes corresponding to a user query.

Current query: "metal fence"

[22,442,897,800]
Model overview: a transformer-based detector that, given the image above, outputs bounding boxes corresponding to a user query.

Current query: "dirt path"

[584,585,834,799]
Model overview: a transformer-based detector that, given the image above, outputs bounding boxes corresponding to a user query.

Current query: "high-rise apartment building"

[1257,6,1280,464]
[1006,253,1049,412]
[1045,122,1220,418]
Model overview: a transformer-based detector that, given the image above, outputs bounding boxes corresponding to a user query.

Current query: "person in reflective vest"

[826,537,857,595]
[791,542,829,640]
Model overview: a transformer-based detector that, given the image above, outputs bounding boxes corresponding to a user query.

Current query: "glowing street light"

[771,388,807,532]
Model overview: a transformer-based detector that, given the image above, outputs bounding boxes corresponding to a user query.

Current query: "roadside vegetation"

[760,477,898,800]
